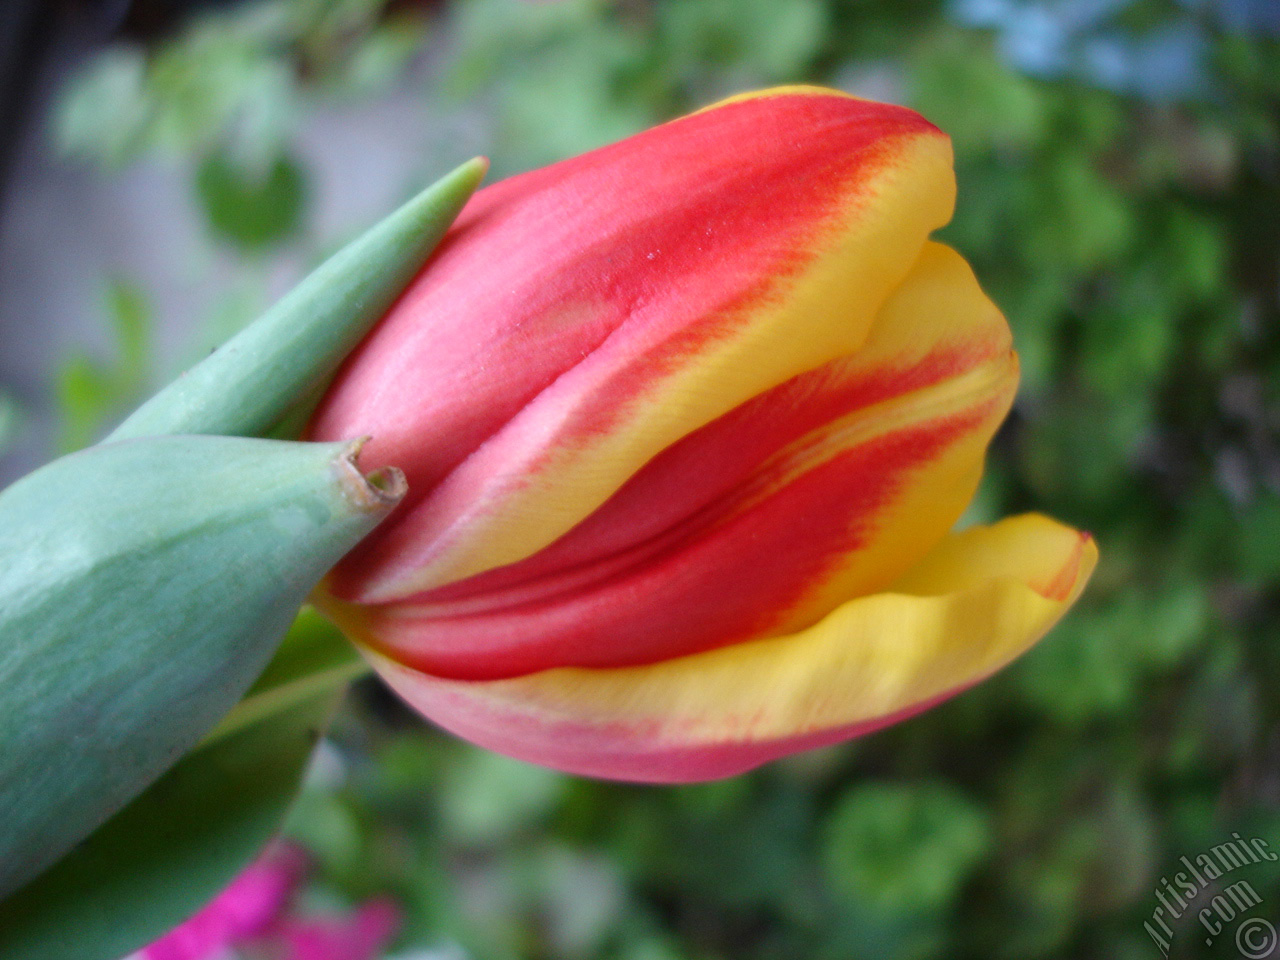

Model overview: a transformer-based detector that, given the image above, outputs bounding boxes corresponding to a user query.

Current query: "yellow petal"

[315,243,1019,680]
[365,514,1097,781]
[756,241,1019,630]
[340,92,956,598]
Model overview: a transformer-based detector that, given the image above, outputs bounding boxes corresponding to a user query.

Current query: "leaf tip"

[335,438,407,513]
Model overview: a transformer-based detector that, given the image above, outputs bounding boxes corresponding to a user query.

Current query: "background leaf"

[196,149,309,251]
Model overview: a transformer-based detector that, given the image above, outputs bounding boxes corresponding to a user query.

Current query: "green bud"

[0,434,405,897]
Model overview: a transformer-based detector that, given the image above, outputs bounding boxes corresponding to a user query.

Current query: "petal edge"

[363,514,1097,782]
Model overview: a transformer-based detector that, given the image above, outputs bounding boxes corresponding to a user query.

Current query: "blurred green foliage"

[0,393,20,459]
[44,0,1280,957]
[56,277,152,452]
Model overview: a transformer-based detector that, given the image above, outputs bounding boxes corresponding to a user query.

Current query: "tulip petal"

[363,514,1096,782]
[317,244,1019,678]
[313,87,955,598]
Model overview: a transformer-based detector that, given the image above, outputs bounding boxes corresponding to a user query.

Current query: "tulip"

[308,85,1097,782]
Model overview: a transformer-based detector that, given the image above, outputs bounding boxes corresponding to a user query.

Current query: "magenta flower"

[137,844,399,960]
[275,900,402,960]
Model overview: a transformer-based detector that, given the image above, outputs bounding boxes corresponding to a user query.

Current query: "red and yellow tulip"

[308,86,1096,782]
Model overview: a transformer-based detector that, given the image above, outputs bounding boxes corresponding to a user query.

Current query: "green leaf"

[53,278,154,452]
[202,607,368,746]
[1236,493,1280,582]
[196,149,309,251]
[909,31,1049,158]
[0,436,401,896]
[54,356,116,453]
[0,684,342,960]
[106,276,153,382]
[52,47,151,166]
[109,157,487,442]
[657,0,828,85]
[337,19,426,96]
[438,750,566,845]
[823,781,991,913]
[23,156,485,944]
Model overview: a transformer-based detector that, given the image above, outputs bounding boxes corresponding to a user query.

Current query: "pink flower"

[276,900,402,960]
[138,844,399,960]
[141,845,306,960]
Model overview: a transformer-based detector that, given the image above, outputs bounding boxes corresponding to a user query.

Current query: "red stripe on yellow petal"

[319,395,1007,679]
[412,243,1008,599]
[314,89,954,600]
[313,242,1016,679]
[361,514,1096,782]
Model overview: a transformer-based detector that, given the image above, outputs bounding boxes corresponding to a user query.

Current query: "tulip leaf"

[0,436,400,897]
[109,156,487,442]
[201,606,369,747]
[0,683,342,960]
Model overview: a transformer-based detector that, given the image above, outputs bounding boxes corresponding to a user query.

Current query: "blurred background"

[2,0,1279,957]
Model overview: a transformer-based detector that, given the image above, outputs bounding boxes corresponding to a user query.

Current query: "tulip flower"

[308,85,1097,782]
